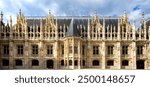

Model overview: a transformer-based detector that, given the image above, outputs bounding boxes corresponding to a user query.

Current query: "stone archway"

[46,60,54,69]
[136,60,145,69]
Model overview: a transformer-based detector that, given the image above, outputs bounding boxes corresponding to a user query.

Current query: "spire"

[142,12,144,19]
[49,9,51,15]
[19,9,22,16]
[66,18,80,37]
[0,11,3,21]
[124,10,127,17]
[94,10,97,16]
[141,12,145,23]
[10,16,12,21]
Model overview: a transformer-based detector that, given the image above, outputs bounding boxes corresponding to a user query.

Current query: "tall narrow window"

[74,46,78,54]
[69,46,72,53]
[74,60,78,66]
[61,60,64,66]
[122,45,128,55]
[17,45,23,55]
[32,45,38,54]
[82,45,85,55]
[93,46,99,55]
[61,45,64,55]
[108,46,113,55]
[137,45,143,55]
[47,45,53,55]
[3,44,9,55]
[69,60,72,66]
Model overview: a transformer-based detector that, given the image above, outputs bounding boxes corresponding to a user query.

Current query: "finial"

[142,12,144,19]
[94,10,97,16]
[49,9,51,15]
[7,20,9,24]
[133,17,136,25]
[10,16,12,22]
[19,9,22,16]
[124,10,127,16]
[0,11,3,21]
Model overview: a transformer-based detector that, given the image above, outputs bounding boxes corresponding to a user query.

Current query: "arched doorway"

[136,60,145,69]
[46,60,54,69]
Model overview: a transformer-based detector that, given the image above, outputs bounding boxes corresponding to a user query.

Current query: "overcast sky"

[0,0,150,27]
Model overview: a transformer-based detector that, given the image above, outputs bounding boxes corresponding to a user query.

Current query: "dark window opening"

[107,60,114,66]
[69,46,72,53]
[74,46,78,54]
[17,45,23,55]
[2,59,9,66]
[74,60,78,66]
[93,46,99,55]
[32,60,39,66]
[32,45,38,54]
[122,60,129,66]
[61,60,64,66]
[108,46,113,55]
[47,45,53,55]
[15,59,23,66]
[136,60,145,69]
[3,45,9,55]
[137,45,143,55]
[46,60,54,69]
[122,45,128,55]
[82,45,85,55]
[82,60,85,66]
[61,45,64,55]
[92,60,99,66]
[69,60,72,66]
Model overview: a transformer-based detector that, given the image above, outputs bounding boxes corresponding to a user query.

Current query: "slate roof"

[26,16,119,37]
[65,19,80,37]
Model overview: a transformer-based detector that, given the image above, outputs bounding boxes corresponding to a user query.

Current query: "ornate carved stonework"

[0,10,150,69]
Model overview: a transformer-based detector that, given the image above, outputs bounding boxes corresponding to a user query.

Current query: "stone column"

[72,38,74,69]
[87,41,92,68]
[24,41,29,69]
[99,44,101,69]
[9,41,14,69]
[102,18,105,40]
[118,18,121,40]
[132,42,136,69]
[54,41,59,69]
[102,42,106,69]
[117,42,121,69]
[39,41,44,69]
[65,39,69,69]
[78,40,81,69]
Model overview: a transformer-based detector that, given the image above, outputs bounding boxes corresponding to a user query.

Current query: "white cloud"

[129,10,141,20]
[0,0,5,9]
[24,0,36,3]
[0,0,150,27]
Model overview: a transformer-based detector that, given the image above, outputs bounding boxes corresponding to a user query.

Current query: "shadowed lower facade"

[0,10,150,69]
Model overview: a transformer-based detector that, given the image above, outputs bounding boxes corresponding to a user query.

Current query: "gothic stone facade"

[0,10,150,69]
